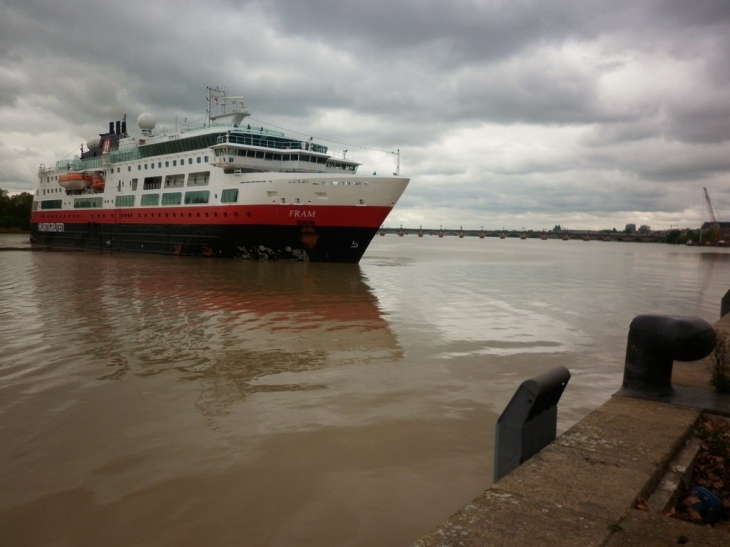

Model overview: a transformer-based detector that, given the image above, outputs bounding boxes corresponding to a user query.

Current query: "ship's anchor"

[351,241,358,249]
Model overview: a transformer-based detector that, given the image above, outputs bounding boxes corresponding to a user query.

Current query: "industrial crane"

[703,187,719,225]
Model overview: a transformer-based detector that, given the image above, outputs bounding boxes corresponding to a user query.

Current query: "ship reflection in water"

[31,253,403,415]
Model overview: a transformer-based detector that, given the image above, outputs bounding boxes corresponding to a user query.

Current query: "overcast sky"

[2,0,729,230]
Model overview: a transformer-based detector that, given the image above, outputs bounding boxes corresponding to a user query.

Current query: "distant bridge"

[378,228,664,243]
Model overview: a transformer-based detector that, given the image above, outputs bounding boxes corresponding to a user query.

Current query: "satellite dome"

[137,112,156,131]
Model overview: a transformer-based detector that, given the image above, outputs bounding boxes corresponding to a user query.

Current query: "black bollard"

[620,315,716,398]
[494,366,571,482]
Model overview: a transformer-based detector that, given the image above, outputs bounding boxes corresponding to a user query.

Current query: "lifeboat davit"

[58,172,88,190]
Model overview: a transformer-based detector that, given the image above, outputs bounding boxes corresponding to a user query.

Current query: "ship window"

[158,162,162,168]
[138,165,141,170]
[131,178,138,191]
[141,194,160,206]
[143,176,162,190]
[165,174,185,188]
[117,168,120,173]
[187,171,210,187]
[184,190,210,204]
[74,197,103,208]
[161,192,182,205]
[114,195,135,207]
[255,151,264,159]
[188,158,193,165]
[173,160,177,166]
[165,161,169,167]
[283,154,290,161]
[151,163,154,169]
[128,166,131,172]
[145,164,148,169]
[265,153,273,160]
[197,157,201,163]
[221,189,238,203]
[41,199,62,209]
[274,154,282,161]
[238,150,246,156]
[204,156,209,162]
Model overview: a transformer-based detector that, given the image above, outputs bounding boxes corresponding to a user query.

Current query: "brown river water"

[1,233,729,546]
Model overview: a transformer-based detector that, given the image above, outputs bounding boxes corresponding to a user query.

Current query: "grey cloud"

[1,0,730,229]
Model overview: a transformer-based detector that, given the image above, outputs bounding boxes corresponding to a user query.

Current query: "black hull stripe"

[30,222,376,263]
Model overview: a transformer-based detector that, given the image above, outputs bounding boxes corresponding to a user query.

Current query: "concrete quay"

[412,314,730,547]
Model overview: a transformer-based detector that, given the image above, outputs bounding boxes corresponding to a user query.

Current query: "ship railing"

[56,157,103,171]
[215,134,305,150]
[55,149,141,172]
[184,122,285,137]
[330,151,356,161]
[215,134,329,155]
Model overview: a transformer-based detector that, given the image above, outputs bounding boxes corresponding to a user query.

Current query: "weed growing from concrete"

[710,333,730,394]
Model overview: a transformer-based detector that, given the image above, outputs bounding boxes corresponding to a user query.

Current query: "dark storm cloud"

[0,0,729,228]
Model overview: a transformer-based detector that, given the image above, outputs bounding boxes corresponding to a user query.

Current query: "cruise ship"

[30,88,410,263]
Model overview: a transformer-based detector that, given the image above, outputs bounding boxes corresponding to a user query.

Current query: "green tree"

[0,188,33,231]
[665,229,682,244]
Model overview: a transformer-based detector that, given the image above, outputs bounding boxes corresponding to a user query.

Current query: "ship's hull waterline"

[31,222,381,263]
[30,204,394,262]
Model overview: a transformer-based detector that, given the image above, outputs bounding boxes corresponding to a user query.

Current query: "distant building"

[638,225,651,234]
[625,224,637,234]
[702,221,730,230]
[701,221,730,238]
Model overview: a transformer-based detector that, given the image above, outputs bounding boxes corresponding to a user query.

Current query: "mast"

[205,86,225,127]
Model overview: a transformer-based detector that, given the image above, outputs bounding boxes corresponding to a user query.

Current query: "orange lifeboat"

[58,172,88,190]
[90,174,105,191]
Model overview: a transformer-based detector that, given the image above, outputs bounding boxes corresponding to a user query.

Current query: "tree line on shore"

[0,188,33,232]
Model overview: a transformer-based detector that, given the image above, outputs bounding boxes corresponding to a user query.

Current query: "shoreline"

[412,314,730,546]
